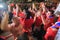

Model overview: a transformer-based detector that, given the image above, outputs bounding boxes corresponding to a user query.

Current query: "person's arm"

[40,8,49,25]
[8,5,11,12]
[41,13,51,25]
[16,4,19,17]
[33,13,36,22]
[40,3,50,25]
[18,24,24,35]
[41,14,46,25]
[1,12,11,31]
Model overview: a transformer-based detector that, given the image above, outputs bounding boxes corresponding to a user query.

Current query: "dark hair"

[8,12,13,24]
[49,10,54,16]
[26,10,31,19]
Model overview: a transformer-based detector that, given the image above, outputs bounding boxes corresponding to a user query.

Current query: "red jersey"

[44,27,57,40]
[44,16,54,31]
[42,12,46,18]
[18,12,26,26]
[35,16,42,26]
[57,17,60,22]
[18,12,25,18]
[24,18,34,32]
[19,18,25,26]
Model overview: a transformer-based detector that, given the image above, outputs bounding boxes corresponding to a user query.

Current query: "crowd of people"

[0,2,60,40]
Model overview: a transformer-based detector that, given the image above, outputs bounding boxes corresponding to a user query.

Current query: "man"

[44,22,60,40]
[45,4,60,40]
[1,12,24,40]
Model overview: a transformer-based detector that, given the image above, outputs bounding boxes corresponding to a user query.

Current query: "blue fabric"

[30,16,32,19]
[49,16,53,18]
[51,25,56,28]
[55,22,60,26]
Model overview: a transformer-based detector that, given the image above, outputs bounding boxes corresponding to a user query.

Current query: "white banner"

[54,3,60,15]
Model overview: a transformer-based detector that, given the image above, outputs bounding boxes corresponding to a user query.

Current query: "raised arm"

[1,12,11,31]
[39,2,49,25]
[40,11,51,25]
[41,14,47,25]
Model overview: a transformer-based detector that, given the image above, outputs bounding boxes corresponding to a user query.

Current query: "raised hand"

[1,11,9,31]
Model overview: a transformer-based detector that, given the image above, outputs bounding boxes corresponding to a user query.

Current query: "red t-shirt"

[35,16,42,26]
[18,12,25,18]
[42,12,46,18]
[19,18,25,26]
[44,27,57,40]
[44,16,54,31]
[18,12,26,25]
[24,18,34,32]
[57,17,60,22]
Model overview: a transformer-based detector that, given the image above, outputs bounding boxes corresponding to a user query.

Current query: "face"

[12,17,19,24]
[46,11,51,17]
[40,2,45,8]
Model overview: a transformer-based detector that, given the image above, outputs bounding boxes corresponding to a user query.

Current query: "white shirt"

[55,28,60,40]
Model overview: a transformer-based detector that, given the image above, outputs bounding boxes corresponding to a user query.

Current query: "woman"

[40,2,55,31]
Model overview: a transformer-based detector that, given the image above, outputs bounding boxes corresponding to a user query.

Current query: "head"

[8,3,15,12]
[18,8,22,13]
[40,2,45,8]
[25,11,31,19]
[12,17,20,24]
[46,11,52,18]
